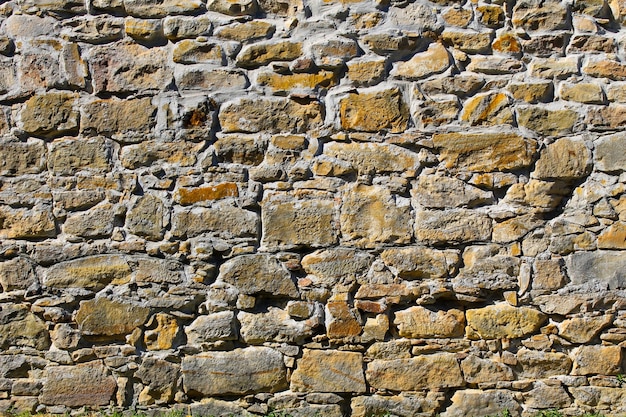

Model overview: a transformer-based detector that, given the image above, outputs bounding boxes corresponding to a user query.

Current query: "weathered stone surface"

[517,107,579,136]
[532,138,591,180]
[395,306,465,338]
[466,304,547,339]
[63,203,116,239]
[89,41,172,93]
[40,362,116,407]
[570,386,626,409]
[0,138,46,177]
[16,39,86,92]
[207,0,257,15]
[413,175,493,208]
[583,60,626,81]
[257,71,337,93]
[442,389,521,417]
[587,104,626,129]
[318,142,420,176]
[126,194,166,240]
[572,345,623,375]
[219,97,323,133]
[366,353,464,391]
[0,305,49,350]
[185,311,238,344]
[143,312,183,350]
[163,16,212,40]
[120,140,204,169]
[215,20,274,42]
[533,259,567,291]
[413,95,461,128]
[123,0,203,17]
[392,43,451,80]
[81,98,156,136]
[595,133,626,172]
[493,213,544,243]
[326,301,362,339]
[124,18,164,43]
[461,92,513,126]
[136,358,179,403]
[260,192,337,250]
[530,57,580,79]
[48,137,112,175]
[340,184,412,248]
[560,82,605,104]
[351,393,443,417]
[512,0,569,31]
[173,40,224,65]
[433,131,537,172]
[339,87,408,133]
[566,251,626,290]
[301,248,373,286]
[171,204,258,240]
[176,67,249,91]
[346,57,387,86]
[453,248,521,295]
[461,355,514,384]
[0,257,37,292]
[415,209,492,245]
[239,307,320,344]
[20,93,79,137]
[0,205,56,239]
[515,350,570,379]
[182,347,287,395]
[442,30,493,54]
[381,246,459,279]
[597,221,626,249]
[236,41,301,68]
[76,298,150,336]
[559,314,613,343]
[218,254,297,297]
[62,16,125,43]
[508,81,553,103]
[44,255,131,291]
[311,37,359,68]
[524,383,572,410]
[291,349,366,393]
[466,56,525,74]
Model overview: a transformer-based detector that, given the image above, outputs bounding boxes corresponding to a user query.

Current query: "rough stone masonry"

[2,0,626,415]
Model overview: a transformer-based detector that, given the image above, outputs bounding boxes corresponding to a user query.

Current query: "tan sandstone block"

[291,349,366,393]
[466,304,547,339]
[572,345,623,375]
[392,42,451,80]
[339,87,408,133]
[394,306,465,338]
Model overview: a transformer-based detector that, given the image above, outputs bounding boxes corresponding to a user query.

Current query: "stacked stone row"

[1,0,626,414]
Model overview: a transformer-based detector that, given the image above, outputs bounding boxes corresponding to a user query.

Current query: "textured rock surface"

[2,0,626,414]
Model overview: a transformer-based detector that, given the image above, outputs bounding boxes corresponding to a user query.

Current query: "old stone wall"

[1,0,626,415]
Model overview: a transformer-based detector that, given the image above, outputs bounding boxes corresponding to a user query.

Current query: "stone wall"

[1,0,626,415]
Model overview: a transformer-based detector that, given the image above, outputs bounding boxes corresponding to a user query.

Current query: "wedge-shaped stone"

[90,41,172,94]
[20,92,79,138]
[219,254,298,297]
[219,97,323,133]
[171,204,258,240]
[412,175,493,208]
[516,348,572,378]
[301,248,373,287]
[572,345,623,375]
[466,304,546,339]
[381,246,459,279]
[44,255,131,291]
[395,306,465,338]
[339,87,409,133]
[532,138,591,180]
[566,250,626,290]
[123,0,204,17]
[40,362,116,407]
[595,132,626,172]
[0,304,49,350]
[320,142,421,176]
[236,41,302,68]
[433,131,537,172]
[442,389,521,417]
[182,347,287,396]
[392,43,451,80]
[366,353,464,391]
[260,191,338,250]
[341,184,412,248]
[0,138,46,177]
[291,349,366,393]
[415,209,492,245]
[76,298,150,336]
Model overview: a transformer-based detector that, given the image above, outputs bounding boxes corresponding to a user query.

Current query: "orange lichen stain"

[492,34,522,54]
[176,183,239,205]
